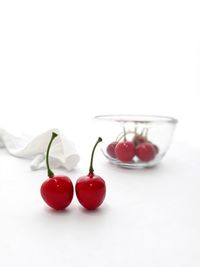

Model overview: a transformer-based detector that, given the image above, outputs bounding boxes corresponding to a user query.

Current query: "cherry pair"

[41,133,106,210]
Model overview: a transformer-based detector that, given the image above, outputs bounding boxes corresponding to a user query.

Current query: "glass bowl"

[94,115,178,169]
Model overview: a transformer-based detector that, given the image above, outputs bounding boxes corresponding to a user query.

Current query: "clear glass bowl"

[94,115,178,169]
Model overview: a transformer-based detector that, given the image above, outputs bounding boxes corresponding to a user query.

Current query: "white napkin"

[0,128,80,171]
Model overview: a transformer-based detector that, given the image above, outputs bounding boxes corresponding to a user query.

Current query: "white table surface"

[0,142,200,267]
[1,0,200,265]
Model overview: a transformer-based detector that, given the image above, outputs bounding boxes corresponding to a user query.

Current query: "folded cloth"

[0,128,80,171]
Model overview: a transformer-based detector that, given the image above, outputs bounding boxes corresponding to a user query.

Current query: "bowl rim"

[94,114,178,124]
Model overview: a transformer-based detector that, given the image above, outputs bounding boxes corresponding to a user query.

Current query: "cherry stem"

[123,126,127,141]
[46,132,58,178]
[144,128,149,138]
[116,131,135,142]
[89,137,102,174]
[141,128,145,136]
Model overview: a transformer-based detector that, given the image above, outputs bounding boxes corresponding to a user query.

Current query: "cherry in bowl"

[95,115,178,169]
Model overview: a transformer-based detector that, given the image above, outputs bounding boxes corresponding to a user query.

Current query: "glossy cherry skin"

[147,141,159,154]
[40,176,74,210]
[106,142,117,158]
[136,142,156,162]
[115,141,135,162]
[75,173,106,210]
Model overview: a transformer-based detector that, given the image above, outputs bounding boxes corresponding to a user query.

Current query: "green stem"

[89,137,102,174]
[123,126,126,141]
[46,132,58,177]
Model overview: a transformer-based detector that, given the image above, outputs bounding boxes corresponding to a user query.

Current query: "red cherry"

[75,137,106,210]
[136,142,156,162]
[147,141,159,154]
[106,141,117,158]
[41,176,73,210]
[115,141,135,162]
[76,174,106,210]
[40,132,73,210]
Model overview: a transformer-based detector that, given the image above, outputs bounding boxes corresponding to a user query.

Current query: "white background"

[0,1,200,266]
